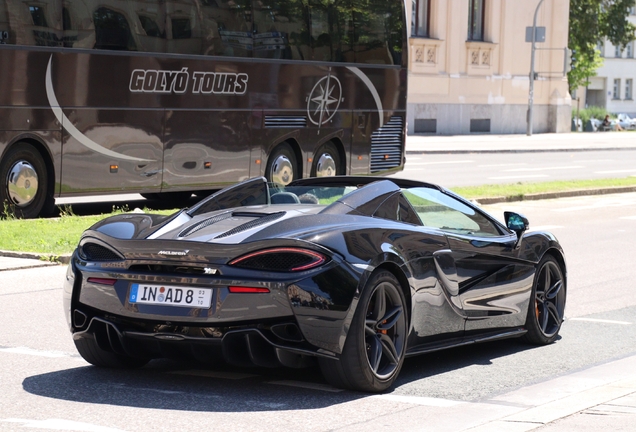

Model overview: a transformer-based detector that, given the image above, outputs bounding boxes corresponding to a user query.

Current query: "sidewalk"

[406,131,636,153]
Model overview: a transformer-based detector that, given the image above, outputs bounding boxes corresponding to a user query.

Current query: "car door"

[403,187,535,334]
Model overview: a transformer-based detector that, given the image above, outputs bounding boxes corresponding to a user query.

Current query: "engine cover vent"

[370,116,404,172]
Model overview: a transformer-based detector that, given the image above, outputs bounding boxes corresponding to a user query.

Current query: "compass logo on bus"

[306,75,343,126]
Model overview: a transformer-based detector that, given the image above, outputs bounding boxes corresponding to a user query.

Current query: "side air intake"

[264,116,307,128]
[79,243,123,261]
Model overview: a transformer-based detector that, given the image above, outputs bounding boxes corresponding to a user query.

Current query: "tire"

[0,143,54,218]
[522,256,566,345]
[310,142,341,178]
[266,143,297,186]
[74,335,149,369]
[319,270,407,392]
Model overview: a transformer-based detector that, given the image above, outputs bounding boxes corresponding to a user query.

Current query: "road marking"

[268,380,343,393]
[554,202,636,212]
[406,160,474,166]
[169,370,257,380]
[569,318,632,325]
[619,216,636,220]
[528,225,563,231]
[503,166,584,172]
[1,418,126,432]
[478,163,528,168]
[488,174,549,180]
[594,169,636,174]
[372,394,463,407]
[0,346,70,358]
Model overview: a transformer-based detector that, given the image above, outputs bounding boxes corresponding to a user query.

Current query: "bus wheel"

[311,142,341,177]
[266,143,297,186]
[0,143,54,218]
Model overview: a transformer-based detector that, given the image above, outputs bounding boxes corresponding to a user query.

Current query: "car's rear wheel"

[319,270,407,392]
[523,256,566,345]
[74,335,149,369]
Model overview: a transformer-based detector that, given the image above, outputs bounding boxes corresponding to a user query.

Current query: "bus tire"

[266,143,297,185]
[311,142,342,177]
[0,143,54,219]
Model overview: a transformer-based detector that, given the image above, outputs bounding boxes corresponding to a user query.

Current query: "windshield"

[269,184,357,205]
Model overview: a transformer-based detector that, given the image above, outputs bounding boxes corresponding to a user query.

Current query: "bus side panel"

[59,108,164,194]
[162,109,251,189]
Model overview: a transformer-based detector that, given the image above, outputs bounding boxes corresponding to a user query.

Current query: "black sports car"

[63,176,566,392]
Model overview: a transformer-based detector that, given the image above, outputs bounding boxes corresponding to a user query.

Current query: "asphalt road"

[392,150,636,187]
[2,193,636,431]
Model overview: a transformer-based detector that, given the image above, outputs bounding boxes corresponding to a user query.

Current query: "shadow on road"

[22,338,541,412]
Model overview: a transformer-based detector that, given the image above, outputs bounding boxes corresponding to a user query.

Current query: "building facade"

[407,0,572,135]
[581,7,636,117]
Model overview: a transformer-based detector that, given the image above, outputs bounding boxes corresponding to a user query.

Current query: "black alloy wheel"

[319,270,407,392]
[0,143,54,218]
[523,256,566,344]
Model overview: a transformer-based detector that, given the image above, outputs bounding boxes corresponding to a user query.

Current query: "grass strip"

[1,176,636,257]
[0,207,175,257]
[450,177,636,199]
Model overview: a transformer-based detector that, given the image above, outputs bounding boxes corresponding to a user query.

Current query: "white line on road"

[0,346,71,358]
[620,216,636,220]
[1,418,127,432]
[504,166,584,172]
[488,174,549,180]
[406,160,474,166]
[569,318,632,325]
[372,394,463,407]
[478,163,528,168]
[594,170,636,174]
[268,380,344,393]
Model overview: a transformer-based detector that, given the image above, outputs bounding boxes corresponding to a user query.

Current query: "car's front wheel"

[319,270,407,392]
[523,255,566,345]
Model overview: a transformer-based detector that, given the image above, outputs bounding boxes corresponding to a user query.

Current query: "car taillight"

[228,247,328,272]
[228,286,270,293]
[87,277,117,286]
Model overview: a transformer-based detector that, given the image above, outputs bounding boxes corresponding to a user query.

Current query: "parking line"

[569,318,632,325]
[0,346,70,358]
[503,166,584,172]
[488,174,549,180]
[406,160,474,166]
[372,394,463,407]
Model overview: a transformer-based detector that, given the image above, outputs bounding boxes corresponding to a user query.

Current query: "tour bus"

[0,0,407,218]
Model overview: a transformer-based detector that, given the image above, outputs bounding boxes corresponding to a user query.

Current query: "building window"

[615,45,622,58]
[613,79,621,99]
[627,79,633,100]
[467,0,485,41]
[597,40,604,57]
[627,42,634,58]
[412,0,430,37]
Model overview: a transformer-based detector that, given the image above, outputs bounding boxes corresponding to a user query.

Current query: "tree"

[568,0,636,92]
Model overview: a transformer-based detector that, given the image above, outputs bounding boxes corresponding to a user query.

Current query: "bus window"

[352,0,393,64]
[253,0,309,60]
[309,0,352,63]
[216,0,252,57]
[1,1,63,47]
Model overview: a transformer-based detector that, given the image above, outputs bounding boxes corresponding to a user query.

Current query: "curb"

[475,186,636,205]
[0,249,71,264]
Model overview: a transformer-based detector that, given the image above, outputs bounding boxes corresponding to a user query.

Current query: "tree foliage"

[568,0,636,92]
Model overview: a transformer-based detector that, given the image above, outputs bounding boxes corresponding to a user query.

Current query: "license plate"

[129,283,212,308]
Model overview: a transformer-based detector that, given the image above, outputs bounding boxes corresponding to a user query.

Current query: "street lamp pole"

[527,0,545,136]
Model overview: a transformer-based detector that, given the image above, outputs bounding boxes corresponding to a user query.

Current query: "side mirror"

[504,211,529,237]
